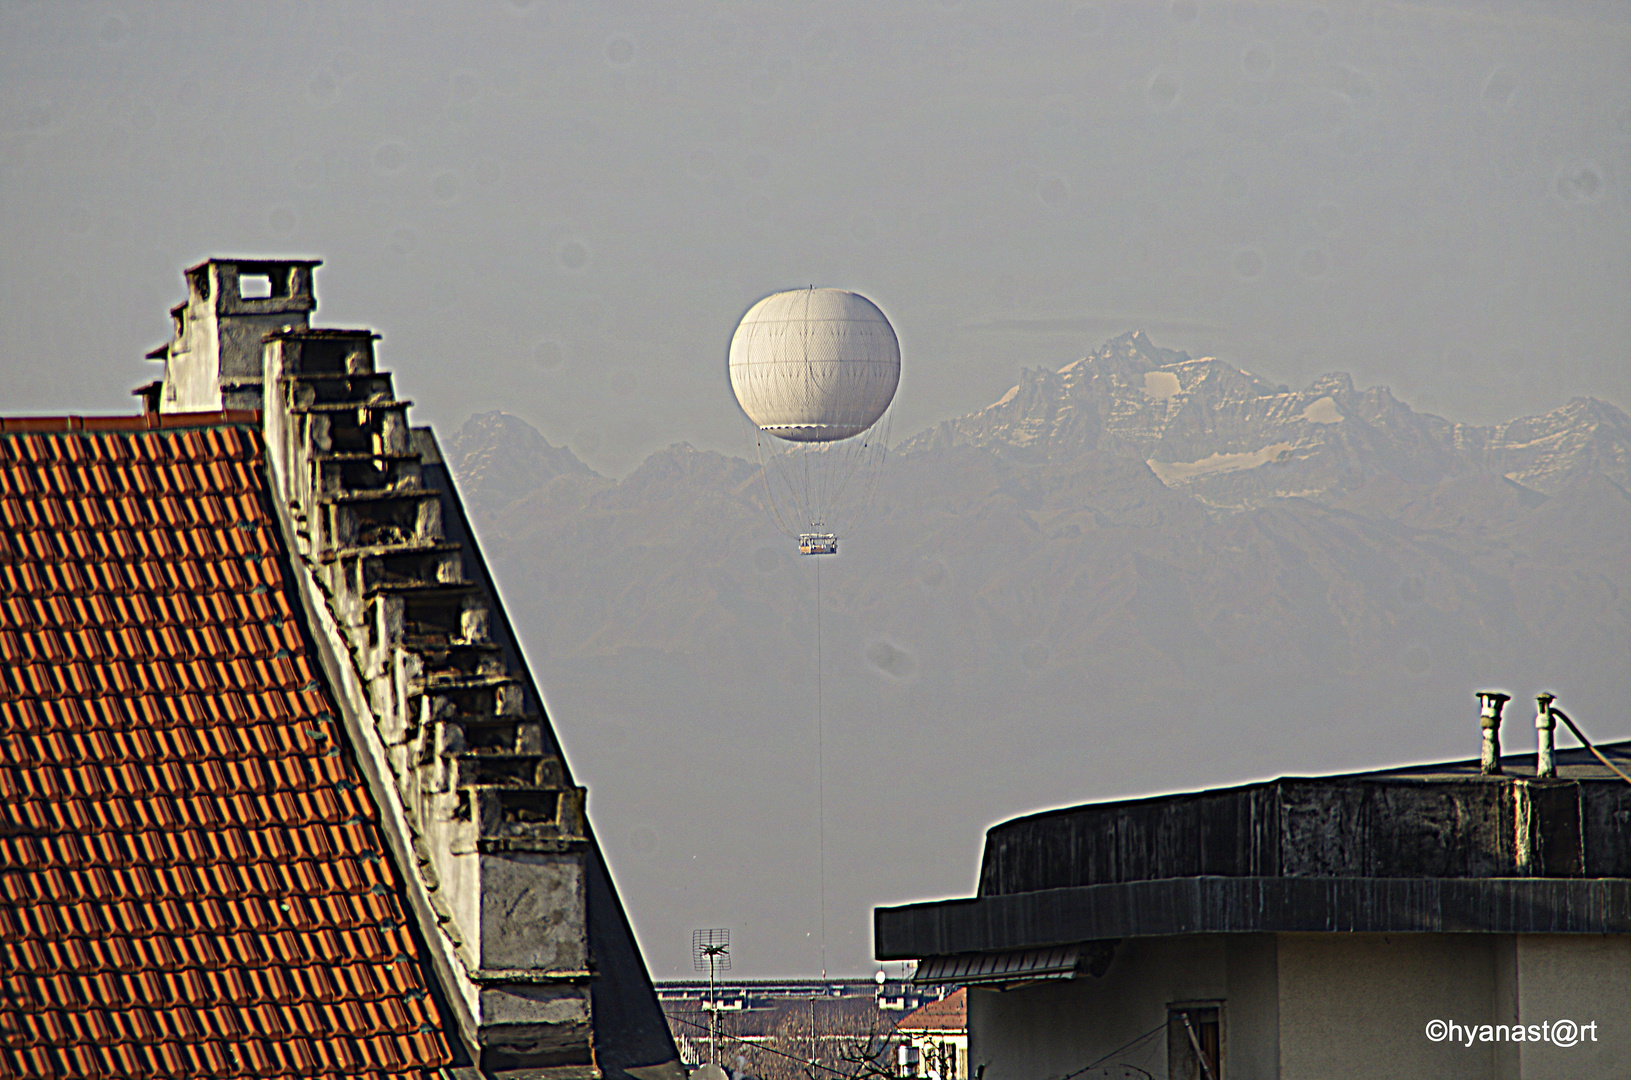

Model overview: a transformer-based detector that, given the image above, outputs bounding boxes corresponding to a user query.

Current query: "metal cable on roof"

[1551,707,1631,786]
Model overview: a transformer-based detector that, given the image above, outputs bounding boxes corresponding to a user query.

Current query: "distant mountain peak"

[445,411,598,512]
[1307,371,1356,398]
[902,332,1631,512]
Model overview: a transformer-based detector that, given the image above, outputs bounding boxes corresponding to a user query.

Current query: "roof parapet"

[259,323,636,1075]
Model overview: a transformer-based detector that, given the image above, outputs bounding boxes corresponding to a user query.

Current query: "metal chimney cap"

[1476,691,1510,727]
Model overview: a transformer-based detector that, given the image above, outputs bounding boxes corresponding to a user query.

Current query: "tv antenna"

[692,928,731,1064]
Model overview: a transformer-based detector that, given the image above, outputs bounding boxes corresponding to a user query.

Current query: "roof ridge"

[0,411,261,434]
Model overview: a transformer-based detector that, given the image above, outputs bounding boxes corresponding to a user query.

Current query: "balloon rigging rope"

[752,428,795,538]
[748,405,893,540]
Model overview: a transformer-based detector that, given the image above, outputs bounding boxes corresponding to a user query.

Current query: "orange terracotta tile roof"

[896,987,966,1033]
[0,417,453,1079]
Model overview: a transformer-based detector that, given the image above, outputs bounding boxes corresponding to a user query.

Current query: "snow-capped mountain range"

[904,331,1631,511]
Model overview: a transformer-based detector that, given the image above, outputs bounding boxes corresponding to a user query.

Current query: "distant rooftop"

[896,987,966,1033]
[877,740,1631,973]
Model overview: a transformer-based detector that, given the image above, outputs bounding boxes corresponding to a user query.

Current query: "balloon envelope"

[728,288,900,443]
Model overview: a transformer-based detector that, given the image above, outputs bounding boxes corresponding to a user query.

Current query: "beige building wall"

[1277,933,1500,1079]
[1508,934,1630,1080]
[1279,933,1630,1080]
[970,933,1628,1080]
[969,935,1280,1080]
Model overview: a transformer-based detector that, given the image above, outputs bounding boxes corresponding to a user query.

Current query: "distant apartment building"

[877,703,1631,1080]
[655,977,954,1071]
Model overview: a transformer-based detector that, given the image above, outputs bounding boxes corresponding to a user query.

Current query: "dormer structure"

[148,258,321,412]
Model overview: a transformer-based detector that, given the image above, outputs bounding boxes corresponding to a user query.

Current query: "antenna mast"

[692,928,731,1064]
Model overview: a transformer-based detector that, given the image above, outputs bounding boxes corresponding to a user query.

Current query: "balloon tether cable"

[816,551,827,980]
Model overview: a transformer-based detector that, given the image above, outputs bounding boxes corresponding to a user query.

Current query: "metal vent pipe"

[1476,692,1509,775]
[1535,693,1557,779]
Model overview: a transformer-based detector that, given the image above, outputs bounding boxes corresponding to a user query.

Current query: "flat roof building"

[876,719,1631,1079]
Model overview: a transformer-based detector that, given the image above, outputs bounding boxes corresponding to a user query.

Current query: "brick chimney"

[148,258,319,412]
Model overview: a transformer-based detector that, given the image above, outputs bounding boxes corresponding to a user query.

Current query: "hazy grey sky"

[4,0,1629,979]
[3,1,1627,475]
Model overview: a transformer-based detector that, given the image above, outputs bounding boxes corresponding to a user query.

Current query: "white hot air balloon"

[729,288,900,554]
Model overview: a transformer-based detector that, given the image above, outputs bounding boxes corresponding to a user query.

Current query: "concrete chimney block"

[436,719,467,757]
[537,759,566,790]
[369,672,396,736]
[378,410,411,455]
[459,599,491,645]
[375,695,408,749]
[393,650,423,725]
[414,497,443,543]
[349,557,370,601]
[414,727,438,770]
[428,751,452,798]
[478,852,588,973]
[558,788,586,835]
[330,505,359,549]
[477,985,591,1044]
[316,461,343,500]
[377,595,405,647]
[308,413,335,454]
[392,459,425,493]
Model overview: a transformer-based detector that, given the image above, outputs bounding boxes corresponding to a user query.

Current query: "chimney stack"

[147,258,320,412]
[131,380,162,417]
[1475,691,1509,775]
[1535,693,1557,778]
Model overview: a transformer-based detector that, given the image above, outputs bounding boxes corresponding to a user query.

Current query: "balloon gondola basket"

[799,533,838,556]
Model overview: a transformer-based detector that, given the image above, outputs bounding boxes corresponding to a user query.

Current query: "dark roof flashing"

[875,877,1631,960]
[184,256,325,271]
[262,326,381,341]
